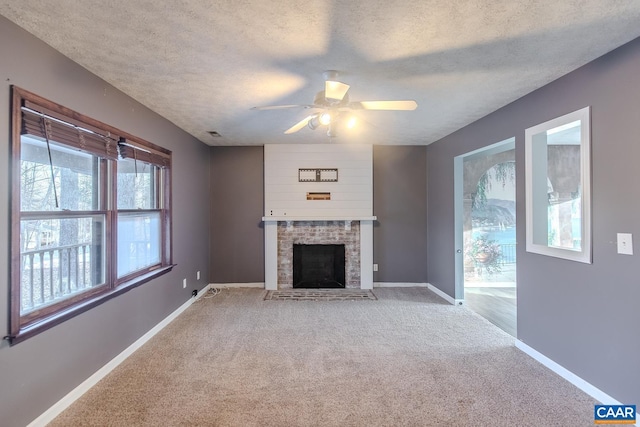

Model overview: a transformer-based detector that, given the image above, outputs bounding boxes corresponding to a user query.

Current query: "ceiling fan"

[251,71,418,137]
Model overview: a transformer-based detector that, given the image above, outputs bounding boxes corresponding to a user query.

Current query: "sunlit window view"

[11,87,173,342]
[117,212,161,277]
[117,158,157,209]
[117,158,162,277]
[19,136,106,315]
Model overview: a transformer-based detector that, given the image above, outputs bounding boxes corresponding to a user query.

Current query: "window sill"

[6,264,176,345]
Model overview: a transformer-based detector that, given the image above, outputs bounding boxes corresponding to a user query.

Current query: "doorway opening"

[455,138,516,336]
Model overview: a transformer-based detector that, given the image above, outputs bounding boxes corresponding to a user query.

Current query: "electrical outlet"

[197,271,201,280]
[183,278,187,288]
[373,263,378,272]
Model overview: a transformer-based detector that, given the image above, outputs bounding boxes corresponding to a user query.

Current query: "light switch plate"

[617,233,633,255]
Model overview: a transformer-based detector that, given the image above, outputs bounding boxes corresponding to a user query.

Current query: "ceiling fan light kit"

[252,70,417,138]
[318,112,332,126]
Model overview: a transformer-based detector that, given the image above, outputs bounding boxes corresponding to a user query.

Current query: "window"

[117,157,163,277]
[9,86,173,343]
[525,107,591,263]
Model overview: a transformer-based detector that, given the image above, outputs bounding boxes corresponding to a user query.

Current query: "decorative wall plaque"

[306,192,331,200]
[298,168,338,182]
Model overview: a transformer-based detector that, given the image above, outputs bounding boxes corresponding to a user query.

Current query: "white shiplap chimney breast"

[262,144,375,290]
[263,144,373,219]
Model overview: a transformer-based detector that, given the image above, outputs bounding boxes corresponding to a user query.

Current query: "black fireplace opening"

[293,244,346,288]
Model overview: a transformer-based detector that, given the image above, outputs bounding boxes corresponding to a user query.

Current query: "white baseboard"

[373,282,428,288]
[427,283,464,306]
[515,340,632,408]
[211,282,265,288]
[27,283,211,427]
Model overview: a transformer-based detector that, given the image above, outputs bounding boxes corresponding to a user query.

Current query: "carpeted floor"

[49,287,597,426]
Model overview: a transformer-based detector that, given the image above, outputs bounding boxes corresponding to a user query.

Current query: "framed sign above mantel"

[298,168,338,182]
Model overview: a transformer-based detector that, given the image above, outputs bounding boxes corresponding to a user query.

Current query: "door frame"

[454,137,516,302]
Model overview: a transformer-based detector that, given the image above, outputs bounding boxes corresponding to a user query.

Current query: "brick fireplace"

[263,217,374,290]
[278,221,360,288]
[262,144,375,290]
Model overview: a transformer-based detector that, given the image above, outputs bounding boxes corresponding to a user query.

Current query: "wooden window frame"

[7,86,174,345]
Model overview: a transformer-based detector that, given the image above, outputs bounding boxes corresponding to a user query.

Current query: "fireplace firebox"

[293,244,346,288]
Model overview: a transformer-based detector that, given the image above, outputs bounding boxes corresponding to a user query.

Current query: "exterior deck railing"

[21,243,97,313]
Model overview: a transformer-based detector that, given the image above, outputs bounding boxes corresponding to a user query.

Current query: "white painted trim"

[515,340,635,413]
[211,282,265,288]
[525,107,592,264]
[427,283,465,306]
[360,220,374,290]
[27,284,211,427]
[264,221,278,290]
[427,283,454,304]
[373,282,429,288]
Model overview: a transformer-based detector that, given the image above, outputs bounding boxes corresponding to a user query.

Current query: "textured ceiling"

[2,1,640,146]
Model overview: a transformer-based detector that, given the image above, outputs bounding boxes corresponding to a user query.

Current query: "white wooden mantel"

[262,216,376,291]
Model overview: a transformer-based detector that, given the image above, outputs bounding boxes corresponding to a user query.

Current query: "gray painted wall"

[209,146,264,283]
[0,16,211,427]
[427,36,640,406]
[373,145,428,283]
[208,145,429,286]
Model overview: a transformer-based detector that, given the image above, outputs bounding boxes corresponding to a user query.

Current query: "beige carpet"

[49,288,597,426]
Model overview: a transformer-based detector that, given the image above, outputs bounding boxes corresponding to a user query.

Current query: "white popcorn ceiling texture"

[2,1,640,146]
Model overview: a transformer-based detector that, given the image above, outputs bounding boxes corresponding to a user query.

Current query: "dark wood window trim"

[9,265,175,345]
[6,86,173,345]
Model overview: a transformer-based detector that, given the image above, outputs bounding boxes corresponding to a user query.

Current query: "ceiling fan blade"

[284,114,317,134]
[352,100,418,111]
[251,104,313,111]
[325,80,350,101]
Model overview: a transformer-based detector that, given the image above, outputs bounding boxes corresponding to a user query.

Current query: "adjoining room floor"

[464,286,517,337]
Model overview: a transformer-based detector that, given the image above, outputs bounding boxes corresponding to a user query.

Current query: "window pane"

[117,158,157,209]
[21,135,99,212]
[117,212,161,277]
[20,215,106,315]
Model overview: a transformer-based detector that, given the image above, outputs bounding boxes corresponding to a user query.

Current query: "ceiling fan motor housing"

[314,90,349,107]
